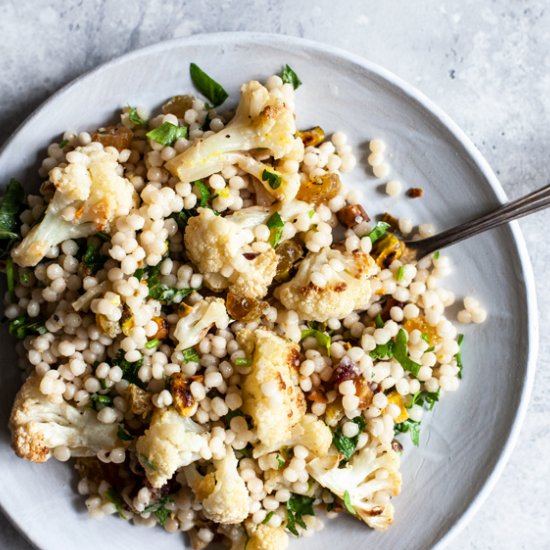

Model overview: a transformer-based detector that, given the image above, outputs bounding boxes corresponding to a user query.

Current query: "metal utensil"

[404,183,550,260]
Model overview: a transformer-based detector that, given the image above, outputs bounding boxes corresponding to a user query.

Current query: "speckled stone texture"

[0,1,549,548]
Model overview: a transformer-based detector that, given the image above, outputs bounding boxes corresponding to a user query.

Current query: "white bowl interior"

[0,33,536,550]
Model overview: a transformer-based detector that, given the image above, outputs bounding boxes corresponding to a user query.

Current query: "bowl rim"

[0,31,539,550]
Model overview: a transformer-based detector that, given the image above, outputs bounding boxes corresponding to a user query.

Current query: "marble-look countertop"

[0,0,548,548]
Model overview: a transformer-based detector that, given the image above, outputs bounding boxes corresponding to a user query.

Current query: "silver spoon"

[404,183,550,260]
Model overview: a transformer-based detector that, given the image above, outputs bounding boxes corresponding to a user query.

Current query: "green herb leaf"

[308,209,315,219]
[189,63,228,107]
[396,265,405,282]
[6,257,15,301]
[394,418,421,446]
[393,329,421,376]
[127,105,147,127]
[237,444,253,459]
[105,487,128,519]
[59,139,69,149]
[433,250,440,260]
[90,393,113,407]
[280,64,302,89]
[96,231,111,242]
[262,511,275,524]
[332,416,366,463]
[223,409,245,427]
[146,122,188,145]
[182,347,200,363]
[194,180,212,207]
[143,496,172,526]
[148,283,193,303]
[369,341,395,360]
[117,425,134,441]
[343,490,356,515]
[234,357,251,366]
[367,221,391,244]
[113,349,143,387]
[276,454,286,469]
[82,244,108,274]
[261,169,282,190]
[286,494,315,536]
[420,332,430,344]
[409,389,440,411]
[19,270,31,285]
[171,209,194,229]
[266,212,284,248]
[456,333,464,379]
[374,313,384,329]
[139,453,157,471]
[0,179,24,242]
[8,315,47,340]
[145,338,161,349]
[301,327,331,356]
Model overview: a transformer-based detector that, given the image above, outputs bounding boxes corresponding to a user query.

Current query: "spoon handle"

[406,183,550,258]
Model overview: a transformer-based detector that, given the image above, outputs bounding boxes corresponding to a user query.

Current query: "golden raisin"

[170,373,197,417]
[296,172,341,205]
[91,125,133,151]
[162,95,194,118]
[371,234,404,268]
[275,239,304,282]
[127,384,152,418]
[403,316,440,346]
[226,292,267,322]
[296,126,325,147]
[337,204,370,228]
[151,316,168,340]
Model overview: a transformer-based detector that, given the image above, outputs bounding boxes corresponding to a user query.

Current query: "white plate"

[0,33,538,550]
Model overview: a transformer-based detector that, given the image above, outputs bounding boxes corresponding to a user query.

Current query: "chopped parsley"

[18,269,31,285]
[117,425,134,441]
[276,454,286,469]
[194,180,212,207]
[58,139,69,149]
[182,347,200,363]
[374,313,384,328]
[394,418,421,446]
[146,122,188,145]
[171,209,194,229]
[82,244,108,274]
[6,257,15,301]
[262,169,282,190]
[145,338,161,349]
[266,211,284,248]
[234,357,252,366]
[139,453,157,471]
[105,487,128,519]
[223,409,246,427]
[8,315,47,340]
[396,265,405,282]
[301,325,331,356]
[262,511,275,524]
[112,349,143,387]
[433,250,440,260]
[90,393,113,407]
[369,341,395,360]
[393,329,421,376]
[343,490,356,515]
[286,494,315,536]
[143,496,172,526]
[409,389,440,411]
[148,284,193,303]
[189,63,228,107]
[367,221,391,244]
[332,416,366,464]
[127,105,147,127]
[280,64,302,89]
[456,333,464,379]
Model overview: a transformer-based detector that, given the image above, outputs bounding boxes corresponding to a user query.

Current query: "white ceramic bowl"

[0,33,538,550]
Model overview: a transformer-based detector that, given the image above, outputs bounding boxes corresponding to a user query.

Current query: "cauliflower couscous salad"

[0,62,486,549]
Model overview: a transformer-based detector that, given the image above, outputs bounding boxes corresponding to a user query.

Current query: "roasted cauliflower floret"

[232,523,289,550]
[275,247,377,321]
[12,143,135,267]
[290,414,332,457]
[184,207,277,299]
[307,440,401,531]
[135,408,207,488]
[173,297,230,351]
[9,375,121,463]
[166,80,303,204]
[184,446,250,524]
[241,329,306,456]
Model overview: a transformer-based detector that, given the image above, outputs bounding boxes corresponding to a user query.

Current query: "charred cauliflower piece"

[241,329,306,456]
[275,247,376,322]
[135,408,207,488]
[166,80,302,204]
[9,375,121,462]
[173,297,230,351]
[184,207,277,298]
[185,446,250,524]
[232,522,289,550]
[12,143,135,267]
[307,440,401,531]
